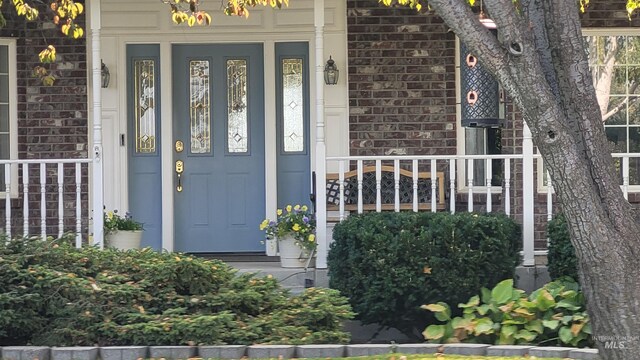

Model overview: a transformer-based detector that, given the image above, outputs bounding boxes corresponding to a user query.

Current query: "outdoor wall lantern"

[324,56,339,85]
[459,11,504,128]
[101,61,110,88]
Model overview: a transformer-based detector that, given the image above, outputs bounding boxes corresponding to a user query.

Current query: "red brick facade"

[0,8,88,237]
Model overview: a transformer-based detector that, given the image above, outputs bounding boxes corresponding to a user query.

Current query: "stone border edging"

[0,344,600,360]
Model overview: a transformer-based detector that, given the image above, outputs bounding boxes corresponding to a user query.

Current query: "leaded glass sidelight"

[227,59,248,153]
[134,60,156,153]
[282,58,304,152]
[190,60,211,154]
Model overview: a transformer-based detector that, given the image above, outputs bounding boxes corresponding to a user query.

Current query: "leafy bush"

[547,214,578,281]
[328,212,520,338]
[423,278,591,347]
[0,237,353,346]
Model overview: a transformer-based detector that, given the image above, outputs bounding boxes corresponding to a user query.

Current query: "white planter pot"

[278,236,315,268]
[106,230,143,250]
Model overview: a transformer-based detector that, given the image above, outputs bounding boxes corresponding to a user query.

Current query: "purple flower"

[303,216,309,224]
[269,221,276,227]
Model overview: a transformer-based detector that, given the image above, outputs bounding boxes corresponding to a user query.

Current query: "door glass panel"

[134,60,156,153]
[282,58,304,152]
[227,59,248,153]
[190,60,211,154]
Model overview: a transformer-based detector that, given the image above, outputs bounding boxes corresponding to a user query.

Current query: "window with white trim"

[540,31,640,190]
[586,32,640,185]
[0,39,18,196]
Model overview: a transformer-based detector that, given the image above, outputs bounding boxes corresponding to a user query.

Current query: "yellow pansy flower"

[286,205,292,212]
[292,223,301,232]
[107,211,114,220]
[294,205,301,211]
[308,234,315,242]
[301,205,308,211]
[259,219,269,230]
[277,209,283,216]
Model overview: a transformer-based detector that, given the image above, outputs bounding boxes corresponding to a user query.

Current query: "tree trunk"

[425,0,640,358]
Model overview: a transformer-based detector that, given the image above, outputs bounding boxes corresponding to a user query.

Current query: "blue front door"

[172,44,265,253]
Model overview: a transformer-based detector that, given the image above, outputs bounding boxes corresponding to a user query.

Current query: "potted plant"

[260,204,316,268]
[104,210,144,250]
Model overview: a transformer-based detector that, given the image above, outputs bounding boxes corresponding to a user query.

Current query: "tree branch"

[520,0,560,98]
[602,82,640,122]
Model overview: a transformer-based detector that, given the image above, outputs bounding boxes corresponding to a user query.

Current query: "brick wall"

[346,0,640,251]
[347,0,456,157]
[0,7,88,238]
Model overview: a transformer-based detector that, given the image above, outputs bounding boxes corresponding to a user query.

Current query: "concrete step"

[227,261,317,291]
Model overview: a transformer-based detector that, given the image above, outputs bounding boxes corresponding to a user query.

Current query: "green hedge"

[0,237,354,346]
[547,214,579,281]
[327,212,521,338]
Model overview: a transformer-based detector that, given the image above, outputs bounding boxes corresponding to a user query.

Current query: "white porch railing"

[1,159,91,247]
[320,153,640,268]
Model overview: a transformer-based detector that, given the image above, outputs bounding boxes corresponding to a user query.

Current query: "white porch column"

[522,122,535,266]
[314,0,328,268]
[90,0,104,248]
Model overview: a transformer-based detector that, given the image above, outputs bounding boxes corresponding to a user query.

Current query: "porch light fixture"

[324,56,339,85]
[101,61,110,88]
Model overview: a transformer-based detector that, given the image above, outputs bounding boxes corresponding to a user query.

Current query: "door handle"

[176,160,184,192]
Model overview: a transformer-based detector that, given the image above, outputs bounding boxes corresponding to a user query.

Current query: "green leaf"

[561,290,578,300]
[514,329,537,342]
[477,304,492,315]
[422,302,451,321]
[559,326,574,344]
[492,279,514,305]
[535,289,556,311]
[556,299,582,311]
[503,318,528,325]
[451,316,472,332]
[423,324,446,340]
[474,317,495,335]
[501,324,517,338]
[525,319,544,334]
[459,295,480,308]
[422,303,446,313]
[542,319,560,330]
[481,287,492,304]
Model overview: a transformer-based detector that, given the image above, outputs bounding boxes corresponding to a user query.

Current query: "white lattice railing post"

[522,123,536,266]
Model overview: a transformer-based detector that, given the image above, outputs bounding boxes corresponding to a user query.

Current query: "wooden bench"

[326,165,446,212]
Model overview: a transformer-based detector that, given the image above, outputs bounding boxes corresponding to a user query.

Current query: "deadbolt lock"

[175,140,184,153]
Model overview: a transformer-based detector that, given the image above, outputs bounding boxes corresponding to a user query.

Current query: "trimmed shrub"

[547,214,579,281]
[0,237,354,346]
[327,212,520,338]
[423,278,591,347]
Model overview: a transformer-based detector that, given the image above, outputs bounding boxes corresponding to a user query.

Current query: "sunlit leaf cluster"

[162,0,211,26]
[13,0,38,20]
[224,0,290,18]
[379,0,426,11]
[52,0,84,39]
